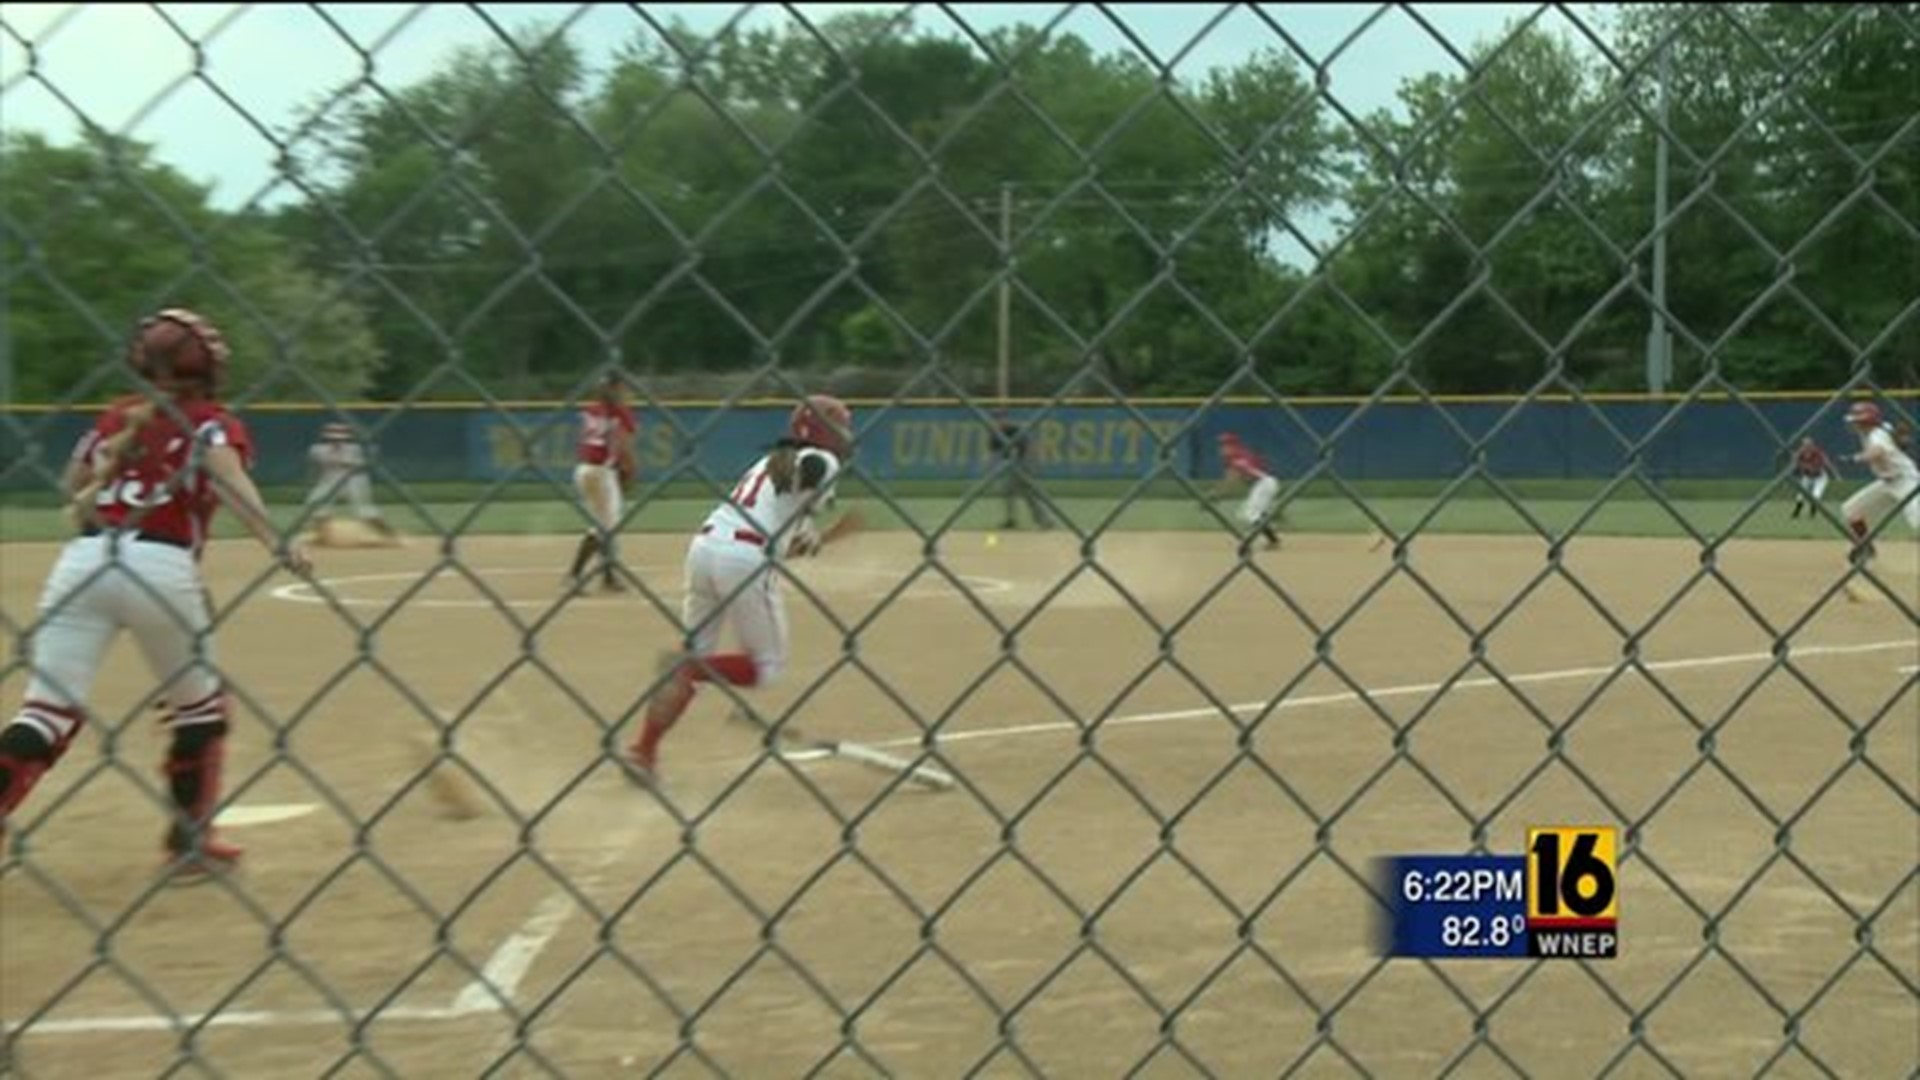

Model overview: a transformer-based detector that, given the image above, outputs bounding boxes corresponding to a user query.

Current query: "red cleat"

[162,828,243,880]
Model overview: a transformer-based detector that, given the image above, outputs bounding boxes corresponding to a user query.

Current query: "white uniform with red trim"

[681,446,841,683]
[1223,443,1280,527]
[1843,425,1920,533]
[306,435,380,520]
[22,399,249,751]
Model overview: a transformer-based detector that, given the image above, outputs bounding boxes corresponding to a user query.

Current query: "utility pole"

[996,181,1012,405]
[1645,41,1672,395]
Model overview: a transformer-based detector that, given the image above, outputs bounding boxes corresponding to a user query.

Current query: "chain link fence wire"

[2,3,1917,1076]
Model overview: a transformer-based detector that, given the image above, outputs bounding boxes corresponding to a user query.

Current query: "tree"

[0,131,381,402]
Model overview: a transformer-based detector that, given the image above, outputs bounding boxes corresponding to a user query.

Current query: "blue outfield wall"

[0,397,1908,493]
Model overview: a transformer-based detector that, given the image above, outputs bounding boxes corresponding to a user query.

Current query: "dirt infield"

[2,529,1915,1077]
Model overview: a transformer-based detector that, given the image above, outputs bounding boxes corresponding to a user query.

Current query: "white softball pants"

[1843,477,1920,533]
[20,535,224,745]
[306,471,380,519]
[681,535,788,684]
[1240,476,1281,527]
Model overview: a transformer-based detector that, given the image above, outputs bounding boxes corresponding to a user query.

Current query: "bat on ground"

[730,709,955,792]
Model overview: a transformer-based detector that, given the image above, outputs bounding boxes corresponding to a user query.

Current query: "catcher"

[1,308,311,876]
[626,395,862,788]
[567,372,638,592]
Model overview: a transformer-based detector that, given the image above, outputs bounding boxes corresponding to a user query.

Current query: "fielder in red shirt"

[1789,437,1837,520]
[1217,432,1282,553]
[568,373,639,592]
[2,308,312,877]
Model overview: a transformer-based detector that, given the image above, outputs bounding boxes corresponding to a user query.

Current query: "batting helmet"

[129,308,229,394]
[790,394,854,457]
[1846,401,1883,428]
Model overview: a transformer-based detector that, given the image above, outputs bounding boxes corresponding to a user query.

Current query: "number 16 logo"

[1527,826,1618,928]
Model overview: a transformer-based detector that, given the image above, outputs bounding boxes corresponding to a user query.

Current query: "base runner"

[625,396,862,786]
[1841,402,1920,562]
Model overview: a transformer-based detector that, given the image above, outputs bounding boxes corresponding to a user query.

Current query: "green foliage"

[3,6,1914,403]
[1,131,381,401]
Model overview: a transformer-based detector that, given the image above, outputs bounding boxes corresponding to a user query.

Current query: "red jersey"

[577,402,637,466]
[76,396,253,551]
[1794,443,1831,476]
[1223,445,1271,483]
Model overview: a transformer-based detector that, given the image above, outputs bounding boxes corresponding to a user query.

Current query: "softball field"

[2,530,1915,1077]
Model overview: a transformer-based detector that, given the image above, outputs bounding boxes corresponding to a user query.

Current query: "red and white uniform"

[1223,442,1280,527]
[22,399,250,751]
[1844,425,1920,534]
[1794,442,1835,502]
[574,399,637,538]
[682,446,842,684]
[577,401,637,468]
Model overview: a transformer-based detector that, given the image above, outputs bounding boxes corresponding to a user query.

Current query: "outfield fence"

[6,395,1917,491]
[1,4,1916,1078]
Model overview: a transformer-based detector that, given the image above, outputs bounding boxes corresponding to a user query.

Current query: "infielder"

[1789,437,1838,520]
[1841,401,1920,561]
[0,308,311,876]
[1218,432,1282,552]
[626,395,861,786]
[568,374,638,592]
[306,421,396,541]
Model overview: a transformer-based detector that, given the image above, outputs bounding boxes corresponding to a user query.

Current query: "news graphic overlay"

[1380,826,1620,960]
[1526,826,1619,958]
[1379,856,1529,959]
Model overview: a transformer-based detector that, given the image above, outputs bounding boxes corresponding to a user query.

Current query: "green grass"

[0,486,1853,545]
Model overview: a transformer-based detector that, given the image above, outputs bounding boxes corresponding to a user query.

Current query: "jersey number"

[96,477,176,510]
[732,467,769,509]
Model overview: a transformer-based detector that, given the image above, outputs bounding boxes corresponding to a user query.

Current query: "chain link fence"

[2,3,1916,1076]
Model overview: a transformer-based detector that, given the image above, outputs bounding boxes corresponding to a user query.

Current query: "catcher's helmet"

[790,394,854,457]
[1846,401,1883,428]
[129,308,228,393]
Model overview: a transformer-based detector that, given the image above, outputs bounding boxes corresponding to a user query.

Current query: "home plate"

[216,804,318,827]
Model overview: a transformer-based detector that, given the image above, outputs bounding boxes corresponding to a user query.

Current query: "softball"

[985,532,1000,549]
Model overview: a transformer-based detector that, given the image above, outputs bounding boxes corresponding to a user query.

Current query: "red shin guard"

[686,654,759,688]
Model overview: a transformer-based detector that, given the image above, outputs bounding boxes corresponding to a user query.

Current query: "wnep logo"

[1526,826,1619,958]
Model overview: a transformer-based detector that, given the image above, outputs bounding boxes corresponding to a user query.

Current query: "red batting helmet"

[1846,401,1882,428]
[790,394,854,456]
[129,308,229,394]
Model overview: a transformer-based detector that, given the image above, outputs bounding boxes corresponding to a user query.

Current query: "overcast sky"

[0,3,1610,216]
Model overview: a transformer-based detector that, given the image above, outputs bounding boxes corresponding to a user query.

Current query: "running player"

[0,308,311,875]
[1217,432,1281,552]
[1789,436,1838,520]
[1841,401,1920,562]
[567,373,638,592]
[305,421,397,543]
[625,395,862,787]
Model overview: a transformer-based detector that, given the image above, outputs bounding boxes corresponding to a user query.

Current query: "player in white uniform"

[305,422,396,542]
[1841,401,1920,561]
[625,396,862,785]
